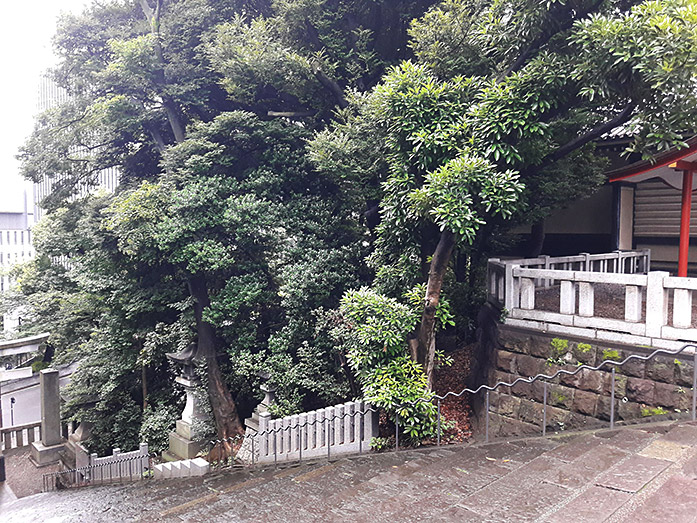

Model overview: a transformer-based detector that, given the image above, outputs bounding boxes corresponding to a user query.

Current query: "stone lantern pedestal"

[164,345,210,461]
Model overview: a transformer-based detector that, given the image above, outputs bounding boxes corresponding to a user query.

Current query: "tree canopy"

[11,0,697,451]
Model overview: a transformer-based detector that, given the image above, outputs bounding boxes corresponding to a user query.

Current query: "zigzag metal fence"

[424,343,697,443]
[210,343,697,470]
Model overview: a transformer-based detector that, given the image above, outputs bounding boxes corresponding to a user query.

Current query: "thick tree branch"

[139,0,186,143]
[267,110,316,118]
[416,229,456,388]
[144,122,167,153]
[138,0,154,23]
[312,64,349,109]
[535,102,636,171]
[303,20,349,109]
[502,0,605,78]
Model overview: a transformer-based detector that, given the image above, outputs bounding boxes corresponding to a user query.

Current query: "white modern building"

[0,190,34,331]
[0,75,120,333]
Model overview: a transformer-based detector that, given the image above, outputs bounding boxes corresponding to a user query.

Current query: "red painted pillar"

[679,170,693,277]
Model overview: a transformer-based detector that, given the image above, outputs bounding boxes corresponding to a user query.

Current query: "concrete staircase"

[153,457,209,479]
[5,420,697,522]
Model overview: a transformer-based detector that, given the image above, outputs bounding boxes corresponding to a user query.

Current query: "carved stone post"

[30,369,64,466]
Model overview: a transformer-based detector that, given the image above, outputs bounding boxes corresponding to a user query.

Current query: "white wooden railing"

[256,400,379,464]
[487,250,697,350]
[89,443,149,478]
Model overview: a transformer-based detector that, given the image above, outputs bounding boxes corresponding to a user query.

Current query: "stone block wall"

[485,325,694,438]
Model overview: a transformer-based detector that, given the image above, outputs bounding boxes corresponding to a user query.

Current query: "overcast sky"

[0,0,89,212]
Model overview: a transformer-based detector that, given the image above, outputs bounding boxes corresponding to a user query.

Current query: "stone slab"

[0,481,17,509]
[545,435,600,463]
[460,456,564,517]
[29,441,64,467]
[595,455,670,493]
[544,485,631,523]
[593,428,655,453]
[168,431,201,460]
[486,480,570,521]
[507,438,562,462]
[190,457,210,476]
[622,475,697,522]
[639,439,688,462]
[433,505,486,522]
[660,423,697,446]
[544,445,628,489]
[176,420,195,440]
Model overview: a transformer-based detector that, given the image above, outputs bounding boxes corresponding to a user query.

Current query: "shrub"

[139,404,178,454]
[363,356,437,443]
[31,360,49,373]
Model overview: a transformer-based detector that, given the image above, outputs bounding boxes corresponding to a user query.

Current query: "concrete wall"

[484,325,694,438]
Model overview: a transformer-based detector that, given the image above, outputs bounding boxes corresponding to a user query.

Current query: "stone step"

[8,420,697,522]
[245,416,259,431]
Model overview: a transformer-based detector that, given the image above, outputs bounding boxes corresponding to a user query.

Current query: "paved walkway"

[4,420,697,522]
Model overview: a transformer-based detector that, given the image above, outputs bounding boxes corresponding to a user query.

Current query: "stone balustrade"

[89,443,149,479]
[487,250,697,350]
[2,421,77,452]
[256,400,378,464]
[1,421,41,451]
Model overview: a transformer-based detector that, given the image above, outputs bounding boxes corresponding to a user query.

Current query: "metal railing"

[42,453,152,492]
[205,343,697,474]
[429,343,697,443]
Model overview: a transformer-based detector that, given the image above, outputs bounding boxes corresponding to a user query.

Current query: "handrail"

[209,342,697,474]
[42,453,152,492]
[0,421,41,434]
[193,342,697,476]
[436,343,696,401]
[389,343,697,443]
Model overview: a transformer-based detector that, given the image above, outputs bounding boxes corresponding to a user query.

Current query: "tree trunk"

[142,363,149,410]
[528,219,545,258]
[188,273,244,438]
[415,230,456,388]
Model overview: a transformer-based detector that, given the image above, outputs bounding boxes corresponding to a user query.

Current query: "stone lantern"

[164,343,210,461]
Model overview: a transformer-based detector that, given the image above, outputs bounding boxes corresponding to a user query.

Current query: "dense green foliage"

[311,0,697,385]
[9,0,697,452]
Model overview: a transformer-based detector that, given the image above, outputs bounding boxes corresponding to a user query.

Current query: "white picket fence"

[89,442,149,479]
[256,400,379,464]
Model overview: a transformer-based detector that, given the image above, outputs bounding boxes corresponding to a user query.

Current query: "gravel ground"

[535,283,697,327]
[4,447,61,498]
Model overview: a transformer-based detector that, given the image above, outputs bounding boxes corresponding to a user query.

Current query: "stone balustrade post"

[258,411,270,457]
[519,278,535,310]
[624,286,642,323]
[578,282,594,317]
[646,271,669,337]
[560,280,576,315]
[673,288,693,329]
